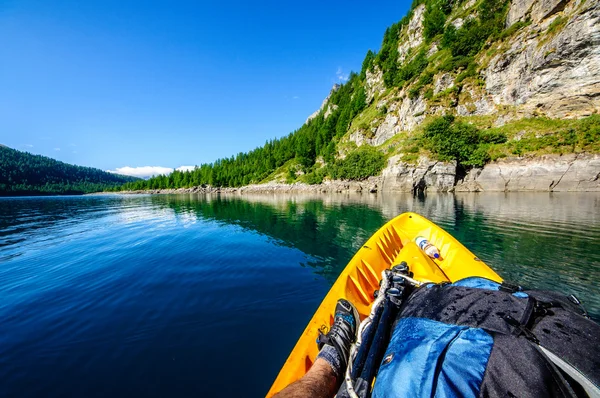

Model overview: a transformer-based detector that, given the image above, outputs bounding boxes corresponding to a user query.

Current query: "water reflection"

[1,192,599,319]
[150,192,600,319]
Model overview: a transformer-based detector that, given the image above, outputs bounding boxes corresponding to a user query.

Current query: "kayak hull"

[267,212,502,397]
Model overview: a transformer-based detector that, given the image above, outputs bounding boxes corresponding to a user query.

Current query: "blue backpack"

[372,278,600,398]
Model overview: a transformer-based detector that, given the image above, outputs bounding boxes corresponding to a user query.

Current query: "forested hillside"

[118,0,599,192]
[0,145,138,196]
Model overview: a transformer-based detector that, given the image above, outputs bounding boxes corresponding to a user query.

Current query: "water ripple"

[0,193,598,397]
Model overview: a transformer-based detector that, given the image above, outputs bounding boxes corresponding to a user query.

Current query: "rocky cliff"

[320,0,599,192]
[353,0,599,148]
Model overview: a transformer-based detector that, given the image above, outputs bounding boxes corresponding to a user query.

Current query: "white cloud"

[107,166,174,179]
[107,165,198,179]
[54,147,61,151]
[293,96,299,99]
[24,144,33,148]
[336,67,349,82]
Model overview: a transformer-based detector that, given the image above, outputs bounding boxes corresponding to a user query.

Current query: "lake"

[1,192,599,397]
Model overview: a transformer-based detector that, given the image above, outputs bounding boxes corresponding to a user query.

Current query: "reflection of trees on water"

[4,192,597,318]
[152,194,389,282]
[152,192,600,320]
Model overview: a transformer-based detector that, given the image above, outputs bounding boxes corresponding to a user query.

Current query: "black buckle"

[504,315,540,344]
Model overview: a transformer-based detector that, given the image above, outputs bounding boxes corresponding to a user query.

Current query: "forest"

[0,145,138,196]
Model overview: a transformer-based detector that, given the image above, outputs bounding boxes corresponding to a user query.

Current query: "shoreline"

[109,152,600,195]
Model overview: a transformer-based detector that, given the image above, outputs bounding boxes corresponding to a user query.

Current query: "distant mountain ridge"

[0,146,138,196]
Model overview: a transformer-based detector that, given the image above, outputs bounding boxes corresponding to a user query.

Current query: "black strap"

[499,281,522,294]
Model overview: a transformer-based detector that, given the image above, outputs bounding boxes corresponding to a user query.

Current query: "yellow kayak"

[267,212,502,397]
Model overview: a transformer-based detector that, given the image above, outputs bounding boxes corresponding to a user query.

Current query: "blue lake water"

[0,193,599,397]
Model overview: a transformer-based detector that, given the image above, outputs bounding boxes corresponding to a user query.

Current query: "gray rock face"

[398,95,427,131]
[372,112,400,146]
[531,0,569,22]
[507,0,567,24]
[457,87,497,116]
[381,155,456,192]
[366,66,385,102]
[369,93,427,146]
[455,153,600,192]
[398,4,426,63]
[486,0,600,118]
[507,0,537,25]
[434,73,455,95]
[451,17,465,29]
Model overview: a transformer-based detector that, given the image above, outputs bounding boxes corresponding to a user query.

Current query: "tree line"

[0,146,137,196]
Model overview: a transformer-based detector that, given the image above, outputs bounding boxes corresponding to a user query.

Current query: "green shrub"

[406,144,420,153]
[439,55,473,72]
[422,115,507,167]
[496,20,529,41]
[408,71,434,99]
[441,0,507,58]
[401,153,420,163]
[330,146,386,180]
[287,167,296,181]
[409,86,421,99]
[302,168,326,185]
[456,62,478,82]
[395,49,429,86]
[547,15,566,35]
[423,4,447,41]
[480,130,508,144]
[424,88,434,100]
[580,114,600,145]
[418,71,434,86]
[446,19,489,57]
[464,145,491,167]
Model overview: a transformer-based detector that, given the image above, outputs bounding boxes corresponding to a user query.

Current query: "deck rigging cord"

[341,263,420,398]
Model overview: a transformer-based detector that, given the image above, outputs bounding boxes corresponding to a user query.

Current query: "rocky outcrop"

[434,73,455,95]
[485,0,600,119]
[397,95,427,131]
[508,0,569,25]
[368,93,427,146]
[381,155,456,193]
[398,4,426,63]
[455,153,600,192]
[372,111,401,146]
[457,86,496,116]
[365,66,385,102]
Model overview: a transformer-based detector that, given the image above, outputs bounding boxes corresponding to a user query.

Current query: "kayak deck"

[267,212,502,397]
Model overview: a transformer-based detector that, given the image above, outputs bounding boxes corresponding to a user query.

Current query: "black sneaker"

[317,299,360,370]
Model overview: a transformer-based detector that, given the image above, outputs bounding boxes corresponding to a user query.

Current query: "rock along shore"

[115,153,600,195]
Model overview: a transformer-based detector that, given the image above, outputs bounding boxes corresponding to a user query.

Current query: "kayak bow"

[267,212,502,397]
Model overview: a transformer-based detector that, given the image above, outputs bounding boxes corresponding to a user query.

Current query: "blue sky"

[0,0,411,177]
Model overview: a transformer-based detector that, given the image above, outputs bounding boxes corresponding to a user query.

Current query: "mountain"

[0,146,138,196]
[121,0,599,193]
